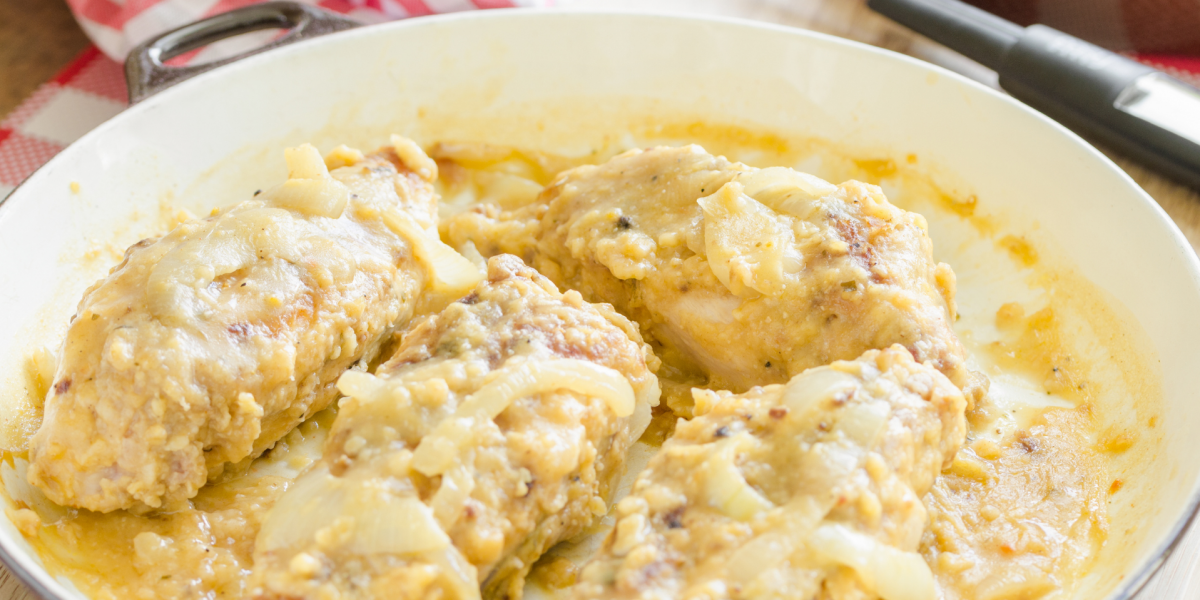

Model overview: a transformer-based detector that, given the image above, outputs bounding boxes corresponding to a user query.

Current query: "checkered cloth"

[0,1,536,198]
[0,48,126,198]
[70,0,539,61]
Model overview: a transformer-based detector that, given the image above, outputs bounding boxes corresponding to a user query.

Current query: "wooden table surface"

[1,0,1199,598]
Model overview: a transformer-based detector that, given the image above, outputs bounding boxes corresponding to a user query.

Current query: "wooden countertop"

[1,0,1198,598]
[0,0,90,118]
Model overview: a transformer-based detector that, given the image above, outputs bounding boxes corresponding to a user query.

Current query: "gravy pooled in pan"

[1,134,1120,600]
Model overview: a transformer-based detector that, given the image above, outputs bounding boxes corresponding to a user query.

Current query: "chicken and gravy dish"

[0,130,1138,600]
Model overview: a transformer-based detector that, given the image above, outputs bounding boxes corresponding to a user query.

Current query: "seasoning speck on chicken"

[27,138,460,512]
[571,346,966,600]
[250,255,660,600]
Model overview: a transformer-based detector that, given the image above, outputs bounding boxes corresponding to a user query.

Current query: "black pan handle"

[124,1,360,104]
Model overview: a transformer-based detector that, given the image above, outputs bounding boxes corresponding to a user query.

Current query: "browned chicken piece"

[250,255,660,600]
[570,346,967,600]
[27,138,478,512]
[446,145,983,414]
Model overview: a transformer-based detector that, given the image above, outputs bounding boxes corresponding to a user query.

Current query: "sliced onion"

[382,207,483,297]
[391,134,438,181]
[1,459,67,522]
[835,400,890,447]
[781,368,860,420]
[348,497,449,555]
[698,182,797,297]
[810,523,936,600]
[149,144,361,323]
[429,141,515,166]
[703,438,774,521]
[258,463,451,557]
[412,425,467,476]
[473,170,543,209]
[627,397,653,442]
[256,465,348,552]
[412,359,637,476]
[147,207,360,324]
[28,346,58,407]
[147,236,250,323]
[431,466,475,529]
[802,441,867,503]
[324,144,365,170]
[727,495,832,584]
[251,144,351,218]
[263,178,349,219]
[698,184,739,294]
[458,240,488,271]
[148,208,287,323]
[336,370,389,404]
[669,292,740,326]
[285,144,332,180]
[425,546,482,600]
[727,531,791,585]
[737,167,837,220]
[973,565,1057,600]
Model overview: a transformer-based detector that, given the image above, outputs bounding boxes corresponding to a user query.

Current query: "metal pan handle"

[124,1,360,104]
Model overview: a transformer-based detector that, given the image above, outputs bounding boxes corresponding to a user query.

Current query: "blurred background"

[3,0,1199,116]
[966,0,1200,55]
[0,1,90,116]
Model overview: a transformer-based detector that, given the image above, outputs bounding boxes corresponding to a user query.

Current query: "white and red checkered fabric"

[0,48,126,198]
[70,0,542,61]
[0,1,531,198]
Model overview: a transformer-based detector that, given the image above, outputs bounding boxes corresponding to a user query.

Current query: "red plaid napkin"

[70,0,540,61]
[0,1,537,198]
[0,48,126,198]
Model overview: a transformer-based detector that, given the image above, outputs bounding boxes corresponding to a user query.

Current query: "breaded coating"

[571,346,966,600]
[250,255,660,600]
[29,141,442,512]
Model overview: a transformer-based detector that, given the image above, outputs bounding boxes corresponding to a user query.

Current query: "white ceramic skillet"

[1,5,1198,599]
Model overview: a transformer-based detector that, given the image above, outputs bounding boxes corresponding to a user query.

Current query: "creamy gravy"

[0,121,1161,600]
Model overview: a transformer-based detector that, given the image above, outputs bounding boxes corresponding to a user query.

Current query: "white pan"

[1,4,1198,599]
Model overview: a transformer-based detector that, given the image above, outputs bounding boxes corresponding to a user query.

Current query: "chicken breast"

[27,138,467,512]
[571,346,966,600]
[250,255,660,600]
[446,146,982,414]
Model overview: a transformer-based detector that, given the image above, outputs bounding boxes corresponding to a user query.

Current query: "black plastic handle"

[869,0,1200,191]
[124,1,360,104]
[866,0,1022,69]
[996,26,1200,190]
